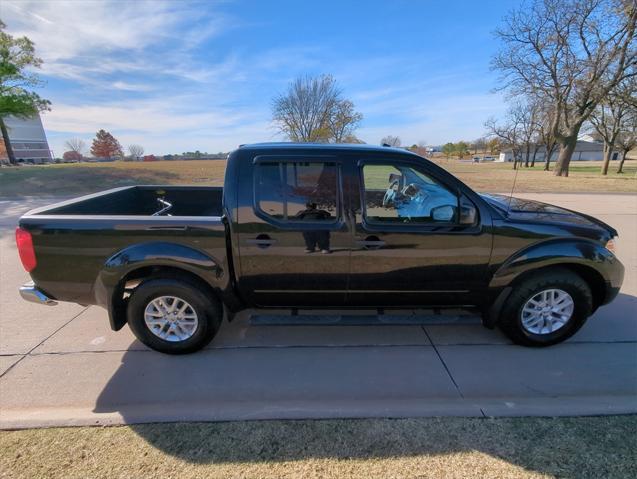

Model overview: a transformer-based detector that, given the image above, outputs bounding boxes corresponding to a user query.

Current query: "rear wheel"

[127,277,222,354]
[498,269,593,347]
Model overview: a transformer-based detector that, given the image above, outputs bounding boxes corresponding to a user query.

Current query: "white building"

[0,114,52,164]
[497,140,621,163]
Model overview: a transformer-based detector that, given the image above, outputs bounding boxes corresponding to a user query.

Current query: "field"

[1,416,636,479]
[0,158,635,198]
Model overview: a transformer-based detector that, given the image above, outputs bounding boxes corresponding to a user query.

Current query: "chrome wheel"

[144,296,199,342]
[521,288,574,335]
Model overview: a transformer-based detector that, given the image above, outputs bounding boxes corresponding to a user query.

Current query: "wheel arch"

[508,263,605,306]
[485,238,617,327]
[94,242,226,331]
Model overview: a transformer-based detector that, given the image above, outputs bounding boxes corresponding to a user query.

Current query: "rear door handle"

[246,234,276,249]
[356,235,385,249]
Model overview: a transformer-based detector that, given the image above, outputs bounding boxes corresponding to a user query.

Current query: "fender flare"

[93,242,225,330]
[489,238,617,289]
[484,238,620,327]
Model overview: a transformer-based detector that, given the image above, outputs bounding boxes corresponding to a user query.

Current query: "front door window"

[361,164,459,224]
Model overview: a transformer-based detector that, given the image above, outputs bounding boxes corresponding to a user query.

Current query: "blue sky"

[3,0,517,156]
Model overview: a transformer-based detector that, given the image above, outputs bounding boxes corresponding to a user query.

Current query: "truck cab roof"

[238,142,421,156]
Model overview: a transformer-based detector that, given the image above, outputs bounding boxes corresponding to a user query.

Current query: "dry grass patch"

[0,158,635,199]
[1,416,635,479]
[0,160,227,198]
[431,159,637,193]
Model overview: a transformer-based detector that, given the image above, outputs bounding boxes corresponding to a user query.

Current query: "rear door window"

[255,162,339,223]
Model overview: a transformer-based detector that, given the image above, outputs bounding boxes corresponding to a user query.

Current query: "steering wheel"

[382,179,401,207]
[382,188,395,207]
[401,183,420,198]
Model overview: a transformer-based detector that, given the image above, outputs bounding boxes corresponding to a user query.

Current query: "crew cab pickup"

[17,143,624,354]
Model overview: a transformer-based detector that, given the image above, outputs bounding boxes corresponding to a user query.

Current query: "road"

[1,193,636,428]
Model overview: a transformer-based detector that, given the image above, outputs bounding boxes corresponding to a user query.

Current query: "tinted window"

[256,162,338,222]
[362,164,458,224]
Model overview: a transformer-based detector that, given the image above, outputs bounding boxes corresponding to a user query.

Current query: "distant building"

[497,140,621,163]
[0,114,52,164]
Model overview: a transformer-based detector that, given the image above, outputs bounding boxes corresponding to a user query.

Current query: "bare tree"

[590,79,637,175]
[472,137,487,154]
[485,106,526,169]
[328,100,363,143]
[616,110,637,173]
[535,103,559,171]
[64,138,86,158]
[493,0,637,176]
[128,144,144,160]
[487,138,501,154]
[411,140,428,156]
[381,135,401,147]
[272,74,362,143]
[516,100,541,168]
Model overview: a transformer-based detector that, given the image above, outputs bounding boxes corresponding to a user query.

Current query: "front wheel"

[127,277,222,354]
[498,269,593,347]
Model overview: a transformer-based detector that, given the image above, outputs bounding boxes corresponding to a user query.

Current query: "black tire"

[498,268,593,347]
[127,277,222,354]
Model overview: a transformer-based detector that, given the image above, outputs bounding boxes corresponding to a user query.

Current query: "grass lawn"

[1,416,635,479]
[0,158,635,199]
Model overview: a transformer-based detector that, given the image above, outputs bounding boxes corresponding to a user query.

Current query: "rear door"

[236,154,352,307]
[347,157,492,307]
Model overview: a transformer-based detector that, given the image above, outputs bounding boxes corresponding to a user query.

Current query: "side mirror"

[431,205,455,222]
[459,197,478,225]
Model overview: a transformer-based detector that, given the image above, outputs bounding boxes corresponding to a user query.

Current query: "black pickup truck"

[17,143,624,354]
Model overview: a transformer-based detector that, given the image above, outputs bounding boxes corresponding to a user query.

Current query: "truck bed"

[19,185,228,307]
[26,185,223,217]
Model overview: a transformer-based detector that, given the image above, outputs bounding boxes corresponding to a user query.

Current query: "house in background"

[0,114,52,164]
[497,140,622,163]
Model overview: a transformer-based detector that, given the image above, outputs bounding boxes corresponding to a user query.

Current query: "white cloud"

[4,0,220,58]
[111,81,153,92]
[3,0,230,80]
[41,95,277,155]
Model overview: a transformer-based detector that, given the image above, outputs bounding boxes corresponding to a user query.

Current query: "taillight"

[16,227,37,272]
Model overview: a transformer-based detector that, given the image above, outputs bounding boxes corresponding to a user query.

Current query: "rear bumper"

[19,282,58,306]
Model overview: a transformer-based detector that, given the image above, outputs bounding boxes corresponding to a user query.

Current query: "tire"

[127,277,222,354]
[498,268,593,347]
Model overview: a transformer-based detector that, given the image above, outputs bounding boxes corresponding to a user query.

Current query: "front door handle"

[246,233,276,249]
[356,235,385,250]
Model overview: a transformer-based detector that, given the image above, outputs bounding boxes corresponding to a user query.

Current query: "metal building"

[0,114,52,164]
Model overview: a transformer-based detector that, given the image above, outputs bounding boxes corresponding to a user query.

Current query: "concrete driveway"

[1,193,636,428]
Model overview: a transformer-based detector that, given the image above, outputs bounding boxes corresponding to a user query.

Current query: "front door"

[237,156,351,307]
[347,160,492,307]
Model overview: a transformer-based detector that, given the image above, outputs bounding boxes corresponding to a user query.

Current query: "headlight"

[605,238,617,254]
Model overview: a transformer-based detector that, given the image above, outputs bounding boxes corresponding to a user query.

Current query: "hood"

[480,193,618,237]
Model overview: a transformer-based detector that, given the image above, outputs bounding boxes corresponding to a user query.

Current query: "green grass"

[1,416,636,479]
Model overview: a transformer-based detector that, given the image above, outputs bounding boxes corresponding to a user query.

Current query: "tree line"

[62,130,145,161]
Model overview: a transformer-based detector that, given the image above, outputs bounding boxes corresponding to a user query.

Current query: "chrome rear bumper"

[19,282,58,306]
